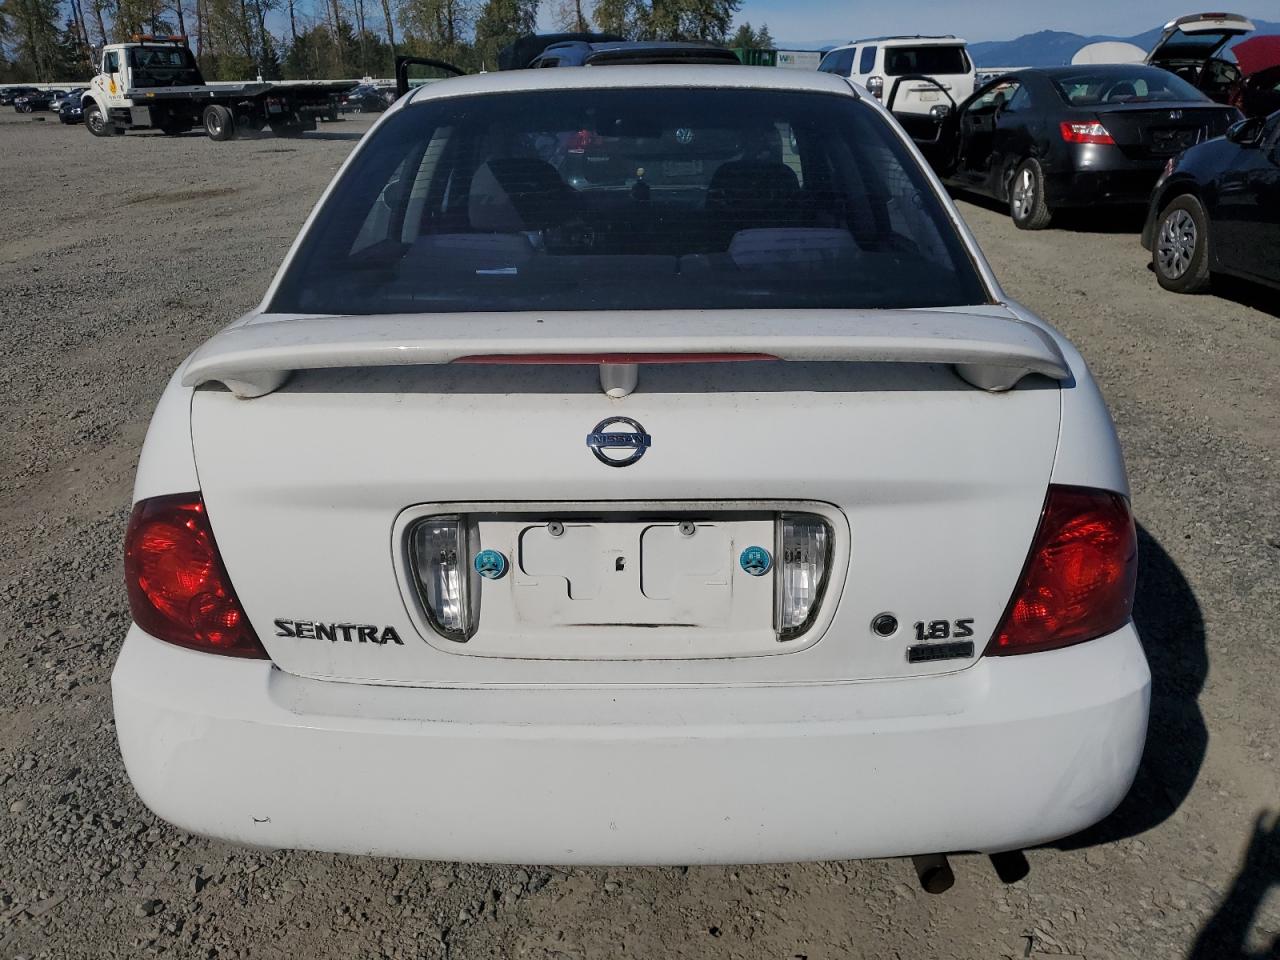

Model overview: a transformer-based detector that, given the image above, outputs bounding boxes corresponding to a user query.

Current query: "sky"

[708,0,1280,46]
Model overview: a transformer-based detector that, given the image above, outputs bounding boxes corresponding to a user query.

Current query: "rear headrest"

[706,161,800,205]
[469,158,571,232]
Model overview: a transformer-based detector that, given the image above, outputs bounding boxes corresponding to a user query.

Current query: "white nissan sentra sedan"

[112,65,1150,873]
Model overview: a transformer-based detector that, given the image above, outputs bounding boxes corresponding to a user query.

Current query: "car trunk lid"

[188,306,1065,687]
[1094,102,1239,159]
[1146,13,1255,72]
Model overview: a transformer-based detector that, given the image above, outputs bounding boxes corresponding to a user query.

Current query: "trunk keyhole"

[615,556,626,572]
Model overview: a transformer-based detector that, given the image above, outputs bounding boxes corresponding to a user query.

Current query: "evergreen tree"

[729,19,770,49]
[473,0,535,71]
[282,21,340,77]
[678,0,737,43]
[0,0,64,79]
[200,0,254,77]
[549,0,584,32]
[54,15,92,76]
[637,0,738,43]
[397,0,473,66]
[590,0,641,36]
[376,0,395,61]
[113,0,177,39]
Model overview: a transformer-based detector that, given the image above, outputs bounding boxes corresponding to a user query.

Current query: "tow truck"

[81,35,354,140]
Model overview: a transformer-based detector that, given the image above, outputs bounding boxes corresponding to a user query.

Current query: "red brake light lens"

[124,494,267,658]
[1060,121,1115,145]
[986,486,1137,656]
[566,129,603,154]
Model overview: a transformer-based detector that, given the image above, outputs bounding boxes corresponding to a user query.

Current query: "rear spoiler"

[182,311,1070,399]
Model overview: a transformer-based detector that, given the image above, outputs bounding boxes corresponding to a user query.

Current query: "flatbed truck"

[82,36,354,140]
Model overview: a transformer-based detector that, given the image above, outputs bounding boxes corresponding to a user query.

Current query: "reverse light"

[775,514,832,641]
[409,516,480,642]
[1060,121,1115,145]
[124,494,267,658]
[986,486,1137,656]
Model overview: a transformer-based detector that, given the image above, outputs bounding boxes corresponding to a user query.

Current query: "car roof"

[549,40,727,54]
[1032,64,1175,78]
[407,64,858,105]
[830,36,968,50]
[532,39,740,67]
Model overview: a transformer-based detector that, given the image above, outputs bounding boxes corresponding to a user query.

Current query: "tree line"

[1,0,774,83]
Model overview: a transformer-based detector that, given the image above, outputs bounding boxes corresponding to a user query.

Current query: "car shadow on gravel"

[1186,811,1280,960]
[1056,524,1208,850]
[1202,276,1280,319]
[300,130,365,142]
[950,189,1147,234]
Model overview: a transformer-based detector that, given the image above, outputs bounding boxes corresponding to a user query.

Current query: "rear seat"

[398,155,863,283]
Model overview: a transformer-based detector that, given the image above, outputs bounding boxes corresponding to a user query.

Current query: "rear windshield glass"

[270,88,987,315]
[1050,67,1207,105]
[1151,30,1235,57]
[127,46,202,87]
[817,48,854,74]
[884,46,970,76]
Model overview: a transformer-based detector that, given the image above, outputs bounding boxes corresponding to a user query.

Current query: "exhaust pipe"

[911,853,955,894]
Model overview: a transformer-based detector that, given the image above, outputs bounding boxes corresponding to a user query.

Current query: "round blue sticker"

[739,546,772,577]
[474,549,508,580]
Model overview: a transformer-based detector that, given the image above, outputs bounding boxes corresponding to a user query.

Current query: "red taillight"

[566,128,602,154]
[986,485,1137,656]
[453,353,779,365]
[1060,121,1115,145]
[124,493,267,658]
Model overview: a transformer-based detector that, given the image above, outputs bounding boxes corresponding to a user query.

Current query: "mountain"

[967,20,1280,67]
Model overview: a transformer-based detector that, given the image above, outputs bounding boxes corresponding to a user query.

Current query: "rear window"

[818,48,854,75]
[1151,29,1236,59]
[1050,67,1207,105]
[127,46,202,87]
[271,88,987,315]
[884,45,971,77]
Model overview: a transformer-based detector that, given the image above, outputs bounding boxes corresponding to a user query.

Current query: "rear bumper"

[1045,168,1162,208]
[1044,145,1165,208]
[112,624,1150,865]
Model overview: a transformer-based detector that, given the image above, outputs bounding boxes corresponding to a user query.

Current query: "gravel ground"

[0,108,1277,960]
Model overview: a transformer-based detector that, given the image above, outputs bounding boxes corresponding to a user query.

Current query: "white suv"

[820,36,976,115]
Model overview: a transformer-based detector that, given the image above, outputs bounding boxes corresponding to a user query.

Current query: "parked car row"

[923,67,1279,295]
[57,89,85,123]
[10,87,54,112]
[338,82,396,113]
[2,85,85,116]
[815,16,1280,297]
[0,85,38,106]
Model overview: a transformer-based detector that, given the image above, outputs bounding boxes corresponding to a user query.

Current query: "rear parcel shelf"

[180,309,1071,398]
